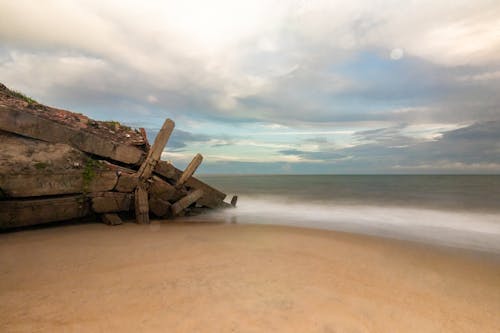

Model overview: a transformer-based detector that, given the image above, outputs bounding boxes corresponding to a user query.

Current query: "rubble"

[0,83,235,229]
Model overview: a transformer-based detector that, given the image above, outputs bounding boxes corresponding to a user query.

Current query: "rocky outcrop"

[0,83,234,229]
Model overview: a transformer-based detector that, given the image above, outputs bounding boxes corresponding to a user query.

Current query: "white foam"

[207,196,500,253]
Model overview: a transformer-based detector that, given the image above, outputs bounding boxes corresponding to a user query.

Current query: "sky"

[1,0,499,174]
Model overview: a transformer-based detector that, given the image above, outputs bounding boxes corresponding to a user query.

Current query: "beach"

[1,221,499,332]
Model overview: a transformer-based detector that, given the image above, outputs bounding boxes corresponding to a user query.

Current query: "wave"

[205,195,500,253]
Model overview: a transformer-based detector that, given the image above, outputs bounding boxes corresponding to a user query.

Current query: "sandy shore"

[1,221,499,332]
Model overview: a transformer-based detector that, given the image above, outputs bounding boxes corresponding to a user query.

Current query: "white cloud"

[147,95,158,104]
[458,70,500,82]
[2,1,499,96]
[1,0,500,173]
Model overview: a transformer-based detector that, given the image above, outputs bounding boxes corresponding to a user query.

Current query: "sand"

[1,221,499,332]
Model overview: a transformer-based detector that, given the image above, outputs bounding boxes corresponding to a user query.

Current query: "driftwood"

[0,82,235,229]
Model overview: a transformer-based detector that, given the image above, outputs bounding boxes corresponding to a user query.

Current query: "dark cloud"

[304,137,329,144]
[354,124,410,143]
[349,121,500,170]
[272,121,500,173]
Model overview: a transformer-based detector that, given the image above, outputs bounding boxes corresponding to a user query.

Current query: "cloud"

[348,121,500,172]
[1,1,499,173]
[268,121,500,172]
[1,1,499,125]
[280,149,346,162]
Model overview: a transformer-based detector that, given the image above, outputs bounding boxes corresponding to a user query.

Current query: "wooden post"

[137,119,175,180]
[176,153,203,188]
[171,189,204,216]
[134,118,174,224]
[135,184,149,224]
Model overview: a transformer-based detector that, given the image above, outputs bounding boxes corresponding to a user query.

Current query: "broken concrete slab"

[101,213,123,226]
[154,161,226,208]
[0,106,145,165]
[91,192,132,213]
[0,195,90,229]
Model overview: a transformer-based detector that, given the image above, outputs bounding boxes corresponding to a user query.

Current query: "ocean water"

[199,175,500,253]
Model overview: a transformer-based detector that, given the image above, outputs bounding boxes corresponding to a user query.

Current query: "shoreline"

[1,221,499,332]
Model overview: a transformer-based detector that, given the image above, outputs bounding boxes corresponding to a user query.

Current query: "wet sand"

[1,221,499,332]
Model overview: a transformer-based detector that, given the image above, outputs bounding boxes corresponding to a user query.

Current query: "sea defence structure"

[0,83,234,229]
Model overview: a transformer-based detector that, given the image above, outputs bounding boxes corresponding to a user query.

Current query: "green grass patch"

[34,162,48,170]
[11,90,37,104]
[102,120,132,131]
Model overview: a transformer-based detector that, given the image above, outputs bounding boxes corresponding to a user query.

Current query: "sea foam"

[205,195,500,253]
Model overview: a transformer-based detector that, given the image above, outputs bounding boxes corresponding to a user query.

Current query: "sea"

[198,175,500,254]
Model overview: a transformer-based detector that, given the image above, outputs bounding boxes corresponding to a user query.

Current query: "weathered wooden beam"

[133,118,174,224]
[171,189,204,216]
[0,195,90,229]
[0,106,145,165]
[91,192,132,213]
[0,171,118,198]
[101,213,123,226]
[176,153,203,188]
[154,161,226,208]
[137,119,175,180]
[134,184,149,224]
